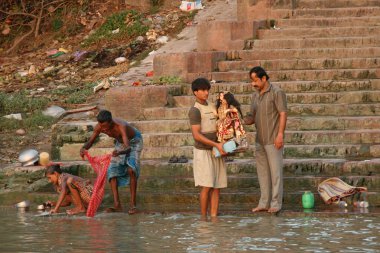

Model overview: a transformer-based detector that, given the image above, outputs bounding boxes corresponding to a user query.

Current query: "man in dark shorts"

[80,110,143,214]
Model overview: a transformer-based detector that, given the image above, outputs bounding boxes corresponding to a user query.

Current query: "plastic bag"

[180,0,203,11]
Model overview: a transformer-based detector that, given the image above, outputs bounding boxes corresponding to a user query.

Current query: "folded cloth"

[85,151,112,217]
[317,177,367,204]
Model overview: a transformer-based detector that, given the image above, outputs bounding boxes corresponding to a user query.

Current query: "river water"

[0,209,379,253]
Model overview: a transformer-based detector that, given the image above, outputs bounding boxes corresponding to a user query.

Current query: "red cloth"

[85,151,112,217]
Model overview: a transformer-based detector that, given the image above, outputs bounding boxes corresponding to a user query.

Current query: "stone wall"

[237,0,293,21]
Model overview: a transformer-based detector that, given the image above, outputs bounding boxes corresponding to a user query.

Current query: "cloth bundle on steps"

[318,177,367,204]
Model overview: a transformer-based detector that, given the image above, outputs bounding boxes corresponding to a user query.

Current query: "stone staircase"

[50,0,380,211]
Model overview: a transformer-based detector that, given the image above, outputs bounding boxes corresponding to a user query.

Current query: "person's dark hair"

[224,92,243,118]
[45,164,62,176]
[97,110,112,123]
[249,66,270,81]
[191,78,211,93]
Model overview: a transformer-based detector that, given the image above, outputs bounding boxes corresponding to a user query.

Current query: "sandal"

[178,155,188,163]
[168,155,178,163]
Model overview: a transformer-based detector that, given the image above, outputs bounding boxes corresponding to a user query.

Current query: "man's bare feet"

[268,208,281,213]
[251,207,268,213]
[106,207,123,213]
[128,206,137,215]
[66,208,85,215]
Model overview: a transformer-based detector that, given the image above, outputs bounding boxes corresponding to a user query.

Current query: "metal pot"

[18,149,39,166]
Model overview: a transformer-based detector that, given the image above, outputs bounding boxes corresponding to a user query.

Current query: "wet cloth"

[85,152,112,217]
[107,129,143,187]
[57,173,93,206]
[318,177,367,204]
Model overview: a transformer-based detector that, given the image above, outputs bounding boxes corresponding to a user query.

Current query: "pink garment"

[85,151,112,217]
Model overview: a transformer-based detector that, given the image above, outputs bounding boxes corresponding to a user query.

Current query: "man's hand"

[274,133,284,149]
[80,147,86,160]
[215,142,227,156]
[112,150,119,157]
[50,208,59,214]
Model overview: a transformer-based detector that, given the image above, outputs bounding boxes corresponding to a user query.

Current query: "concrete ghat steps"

[251,36,380,49]
[140,144,380,160]
[172,91,380,107]
[225,48,380,61]
[291,6,380,18]
[210,69,380,82]
[130,116,380,133]
[180,80,380,95]
[143,103,380,120]
[136,176,380,191]
[139,130,380,147]
[258,27,380,39]
[294,0,380,9]
[276,17,380,28]
[217,58,380,72]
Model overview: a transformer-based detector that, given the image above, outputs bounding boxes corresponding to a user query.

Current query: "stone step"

[295,0,380,9]
[277,16,380,28]
[258,26,380,39]
[180,80,380,95]
[292,6,380,18]
[226,47,380,61]
[136,175,380,191]
[141,144,380,160]
[2,190,379,207]
[173,90,380,107]
[210,69,380,82]
[218,58,380,73]
[252,36,380,49]
[141,130,380,147]
[217,58,380,72]
[143,103,380,120]
[131,116,380,134]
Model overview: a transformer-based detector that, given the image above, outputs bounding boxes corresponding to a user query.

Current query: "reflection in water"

[0,210,379,252]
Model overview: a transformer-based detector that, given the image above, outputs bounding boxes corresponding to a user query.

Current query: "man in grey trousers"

[244,66,287,213]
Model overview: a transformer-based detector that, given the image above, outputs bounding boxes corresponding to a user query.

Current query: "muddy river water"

[0,209,379,252]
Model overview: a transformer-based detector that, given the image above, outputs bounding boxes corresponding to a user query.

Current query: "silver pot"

[18,149,39,166]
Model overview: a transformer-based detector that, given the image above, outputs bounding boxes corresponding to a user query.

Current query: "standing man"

[188,78,227,217]
[80,110,143,215]
[244,66,287,213]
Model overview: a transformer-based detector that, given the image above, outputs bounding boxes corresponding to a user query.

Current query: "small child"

[215,91,246,144]
[45,164,93,215]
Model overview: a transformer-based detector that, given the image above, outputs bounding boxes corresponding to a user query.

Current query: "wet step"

[143,103,380,120]
[276,16,380,28]
[172,90,380,107]
[295,0,380,9]
[217,58,380,72]
[179,80,380,95]
[292,6,380,18]
[210,68,380,82]
[258,26,380,39]
[135,175,380,192]
[251,36,380,49]
[225,47,380,61]
[102,190,380,207]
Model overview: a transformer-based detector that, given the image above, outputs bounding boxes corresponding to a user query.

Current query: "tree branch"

[0,9,37,19]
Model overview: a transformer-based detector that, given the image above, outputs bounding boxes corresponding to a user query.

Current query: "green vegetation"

[0,91,55,132]
[51,82,96,104]
[83,10,149,47]
[152,76,182,85]
[0,91,49,115]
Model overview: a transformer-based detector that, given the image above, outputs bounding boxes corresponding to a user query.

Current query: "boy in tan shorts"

[188,78,227,217]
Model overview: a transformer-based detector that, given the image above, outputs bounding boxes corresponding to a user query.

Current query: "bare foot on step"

[251,207,268,213]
